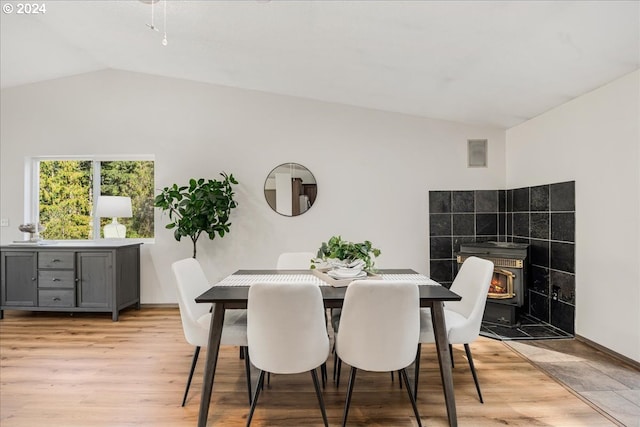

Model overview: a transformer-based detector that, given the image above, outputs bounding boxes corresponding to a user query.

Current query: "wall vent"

[468,139,488,167]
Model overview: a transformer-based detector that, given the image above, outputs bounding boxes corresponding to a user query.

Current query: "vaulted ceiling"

[1,1,638,128]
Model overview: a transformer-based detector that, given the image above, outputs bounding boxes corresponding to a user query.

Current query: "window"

[31,157,154,240]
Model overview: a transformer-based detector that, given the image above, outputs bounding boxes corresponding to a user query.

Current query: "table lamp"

[96,196,132,238]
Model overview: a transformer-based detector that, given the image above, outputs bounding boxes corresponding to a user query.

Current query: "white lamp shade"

[96,196,133,218]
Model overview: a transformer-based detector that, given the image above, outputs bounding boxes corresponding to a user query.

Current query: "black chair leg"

[333,351,338,381]
[246,370,266,427]
[450,343,454,367]
[181,346,200,406]
[390,370,401,387]
[464,343,484,403]
[311,369,329,427]
[336,358,342,388]
[243,346,252,405]
[400,368,423,427]
[239,346,244,359]
[341,367,357,427]
[414,344,422,399]
[320,362,327,388]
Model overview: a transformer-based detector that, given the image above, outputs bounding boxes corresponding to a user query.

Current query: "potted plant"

[154,172,238,258]
[313,235,381,272]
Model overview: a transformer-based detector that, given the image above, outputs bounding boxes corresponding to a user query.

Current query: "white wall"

[0,69,505,304]
[506,70,640,362]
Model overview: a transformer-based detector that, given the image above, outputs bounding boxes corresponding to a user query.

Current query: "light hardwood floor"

[0,307,619,426]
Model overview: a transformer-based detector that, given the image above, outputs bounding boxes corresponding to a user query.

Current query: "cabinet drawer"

[38,270,75,288]
[38,289,75,307]
[39,252,74,269]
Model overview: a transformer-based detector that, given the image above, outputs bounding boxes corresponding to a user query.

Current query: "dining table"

[194,269,462,427]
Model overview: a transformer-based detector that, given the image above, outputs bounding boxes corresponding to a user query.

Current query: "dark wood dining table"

[194,269,461,427]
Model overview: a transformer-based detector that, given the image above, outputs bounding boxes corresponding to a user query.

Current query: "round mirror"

[264,163,317,216]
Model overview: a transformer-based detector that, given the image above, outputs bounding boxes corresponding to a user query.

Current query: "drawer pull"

[52,259,61,262]
[53,297,61,301]
[52,278,60,282]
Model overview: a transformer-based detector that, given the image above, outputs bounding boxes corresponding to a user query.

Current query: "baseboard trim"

[575,334,640,371]
[139,303,178,308]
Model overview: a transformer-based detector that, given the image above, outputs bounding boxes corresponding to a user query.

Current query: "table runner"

[215,273,440,287]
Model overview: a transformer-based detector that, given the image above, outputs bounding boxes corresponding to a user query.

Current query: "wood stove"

[457,241,529,326]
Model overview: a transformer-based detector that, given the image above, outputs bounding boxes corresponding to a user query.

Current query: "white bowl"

[327,268,365,279]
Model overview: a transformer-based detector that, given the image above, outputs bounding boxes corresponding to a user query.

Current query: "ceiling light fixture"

[140,0,167,46]
[161,0,167,46]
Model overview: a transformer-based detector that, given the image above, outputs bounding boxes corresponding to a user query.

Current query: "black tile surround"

[429,181,576,338]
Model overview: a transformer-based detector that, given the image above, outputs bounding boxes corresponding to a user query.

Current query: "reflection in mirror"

[264,163,317,216]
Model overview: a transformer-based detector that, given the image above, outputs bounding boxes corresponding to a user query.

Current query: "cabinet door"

[1,251,37,306]
[77,252,112,308]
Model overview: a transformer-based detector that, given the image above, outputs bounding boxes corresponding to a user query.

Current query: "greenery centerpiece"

[312,235,381,273]
[154,172,238,258]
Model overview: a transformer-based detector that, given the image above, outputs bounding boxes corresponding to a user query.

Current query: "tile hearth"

[481,314,573,341]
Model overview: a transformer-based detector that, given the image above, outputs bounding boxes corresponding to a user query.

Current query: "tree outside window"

[37,159,154,240]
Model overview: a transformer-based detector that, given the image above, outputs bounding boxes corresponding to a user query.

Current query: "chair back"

[248,282,329,374]
[336,280,420,372]
[276,252,315,269]
[171,258,212,346]
[447,256,494,342]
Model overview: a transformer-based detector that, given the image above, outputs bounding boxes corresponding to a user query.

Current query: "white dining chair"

[276,251,328,386]
[276,251,316,269]
[171,258,252,406]
[336,280,422,427]
[246,282,330,427]
[415,255,494,403]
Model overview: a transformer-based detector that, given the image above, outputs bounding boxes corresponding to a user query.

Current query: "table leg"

[197,303,226,427]
[430,301,457,427]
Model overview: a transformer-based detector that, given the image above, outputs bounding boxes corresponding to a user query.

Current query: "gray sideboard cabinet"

[1,242,141,321]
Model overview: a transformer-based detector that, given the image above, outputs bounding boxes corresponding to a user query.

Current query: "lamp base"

[103,219,126,239]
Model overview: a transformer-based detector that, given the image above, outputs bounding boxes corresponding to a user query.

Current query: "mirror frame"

[264,163,317,217]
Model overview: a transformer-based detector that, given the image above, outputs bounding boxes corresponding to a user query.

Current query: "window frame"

[27,154,155,242]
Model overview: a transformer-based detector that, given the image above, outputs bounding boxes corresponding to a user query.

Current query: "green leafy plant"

[154,172,238,258]
[313,235,381,272]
